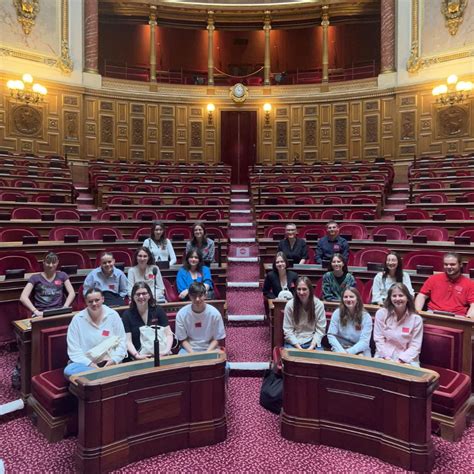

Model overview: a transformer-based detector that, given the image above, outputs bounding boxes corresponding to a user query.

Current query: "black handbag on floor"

[259,366,283,414]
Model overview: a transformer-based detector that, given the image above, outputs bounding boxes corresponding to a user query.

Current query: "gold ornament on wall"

[13,0,40,35]
[441,0,468,35]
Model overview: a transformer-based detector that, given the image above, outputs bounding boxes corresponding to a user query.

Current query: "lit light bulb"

[263,103,272,112]
[22,73,33,84]
[447,74,458,85]
[207,103,215,112]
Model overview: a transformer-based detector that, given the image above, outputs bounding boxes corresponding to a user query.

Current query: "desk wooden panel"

[281,349,438,471]
[255,203,381,218]
[70,352,227,473]
[0,202,77,213]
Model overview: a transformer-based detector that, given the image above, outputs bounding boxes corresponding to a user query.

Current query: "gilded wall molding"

[441,0,468,36]
[14,0,40,35]
[0,0,73,74]
[407,0,473,73]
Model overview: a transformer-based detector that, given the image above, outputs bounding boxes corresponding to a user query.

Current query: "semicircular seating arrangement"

[52,248,92,270]
[11,208,42,219]
[0,251,40,274]
[87,227,124,240]
[48,227,87,241]
[370,224,408,240]
[338,223,368,240]
[411,226,449,242]
[54,209,81,220]
[0,227,41,242]
[352,247,390,267]
[403,250,445,272]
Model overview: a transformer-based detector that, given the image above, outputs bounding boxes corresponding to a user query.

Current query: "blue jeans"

[64,362,96,379]
[284,342,324,351]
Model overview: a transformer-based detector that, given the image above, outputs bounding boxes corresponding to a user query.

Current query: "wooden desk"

[12,300,227,400]
[70,351,227,473]
[281,349,438,471]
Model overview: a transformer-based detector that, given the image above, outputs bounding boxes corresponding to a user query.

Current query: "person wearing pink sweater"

[373,283,423,367]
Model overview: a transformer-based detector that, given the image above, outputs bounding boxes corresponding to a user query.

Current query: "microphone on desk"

[152,267,160,367]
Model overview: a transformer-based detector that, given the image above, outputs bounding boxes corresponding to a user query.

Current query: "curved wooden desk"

[70,351,227,473]
[281,349,439,471]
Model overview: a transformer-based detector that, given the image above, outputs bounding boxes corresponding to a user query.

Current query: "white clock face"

[234,83,245,97]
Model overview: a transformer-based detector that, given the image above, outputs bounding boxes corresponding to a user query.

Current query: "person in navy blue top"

[315,221,349,265]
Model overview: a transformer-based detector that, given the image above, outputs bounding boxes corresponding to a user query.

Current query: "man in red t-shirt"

[415,253,474,318]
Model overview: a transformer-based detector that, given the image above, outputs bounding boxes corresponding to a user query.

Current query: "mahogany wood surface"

[281,349,438,471]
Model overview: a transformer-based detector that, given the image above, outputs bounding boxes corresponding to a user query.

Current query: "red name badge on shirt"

[108,284,115,290]
[195,322,202,328]
[148,273,155,280]
[54,279,62,286]
[334,244,340,252]
[402,327,410,334]
[102,330,110,337]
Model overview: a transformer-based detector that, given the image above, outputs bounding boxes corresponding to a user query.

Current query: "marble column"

[263,11,271,86]
[149,6,157,82]
[321,5,329,84]
[380,0,395,73]
[84,0,99,73]
[207,11,215,86]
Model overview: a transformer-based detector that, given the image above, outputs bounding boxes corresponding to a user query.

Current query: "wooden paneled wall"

[0,75,472,163]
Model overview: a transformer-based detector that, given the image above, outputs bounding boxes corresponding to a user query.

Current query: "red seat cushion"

[423,364,471,416]
[31,368,76,417]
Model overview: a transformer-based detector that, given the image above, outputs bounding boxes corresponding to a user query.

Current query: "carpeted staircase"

[226,186,270,375]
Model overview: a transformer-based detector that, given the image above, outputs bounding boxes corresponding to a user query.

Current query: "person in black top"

[277,223,308,264]
[263,252,299,300]
[122,282,173,359]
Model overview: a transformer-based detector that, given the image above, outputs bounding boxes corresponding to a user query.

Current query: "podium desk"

[281,350,439,471]
[70,351,227,473]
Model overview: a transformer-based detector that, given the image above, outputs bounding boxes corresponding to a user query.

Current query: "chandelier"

[432,74,472,106]
[7,73,47,105]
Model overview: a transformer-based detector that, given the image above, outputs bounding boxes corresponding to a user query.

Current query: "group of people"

[265,220,474,366]
[266,220,474,318]
[282,276,423,366]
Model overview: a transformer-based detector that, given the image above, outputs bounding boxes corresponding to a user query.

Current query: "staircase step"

[227,282,260,288]
[227,315,266,322]
[230,222,253,227]
[231,198,250,203]
[227,257,258,262]
[230,209,251,214]
[230,238,256,243]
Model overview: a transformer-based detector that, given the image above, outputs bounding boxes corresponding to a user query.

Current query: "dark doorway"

[221,111,257,185]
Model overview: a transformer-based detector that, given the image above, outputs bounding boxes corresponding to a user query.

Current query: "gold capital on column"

[149,5,157,83]
[207,11,215,86]
[263,10,272,86]
[321,5,329,84]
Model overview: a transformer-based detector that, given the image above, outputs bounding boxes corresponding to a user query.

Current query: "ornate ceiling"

[99,0,380,28]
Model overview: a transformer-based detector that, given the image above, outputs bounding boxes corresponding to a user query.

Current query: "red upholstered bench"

[420,324,471,441]
[28,325,77,442]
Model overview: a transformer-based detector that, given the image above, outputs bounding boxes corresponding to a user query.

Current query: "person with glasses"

[277,223,308,265]
[122,282,173,360]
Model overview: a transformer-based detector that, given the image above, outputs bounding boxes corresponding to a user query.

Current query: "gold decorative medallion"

[13,0,40,35]
[229,83,249,103]
[441,0,468,36]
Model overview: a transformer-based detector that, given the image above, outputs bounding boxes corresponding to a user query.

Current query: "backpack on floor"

[259,365,283,414]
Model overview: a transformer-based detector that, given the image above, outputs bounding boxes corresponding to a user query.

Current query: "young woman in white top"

[372,251,414,305]
[283,276,326,350]
[127,247,166,302]
[143,221,177,266]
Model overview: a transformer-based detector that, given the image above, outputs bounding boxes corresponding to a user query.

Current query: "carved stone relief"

[304,120,317,146]
[400,111,416,140]
[304,152,317,161]
[365,116,378,143]
[438,106,468,137]
[100,116,113,144]
[12,105,42,137]
[161,120,174,147]
[441,0,468,35]
[64,111,78,140]
[276,122,288,147]
[131,118,144,146]
[14,0,40,35]
[365,101,379,111]
[64,96,78,107]
[131,104,144,114]
[191,122,202,147]
[335,118,347,145]
[276,152,287,161]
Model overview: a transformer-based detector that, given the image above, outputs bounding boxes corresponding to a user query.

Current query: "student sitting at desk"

[83,251,128,307]
[322,253,355,302]
[143,221,177,266]
[374,283,423,367]
[127,247,165,302]
[176,249,214,300]
[372,251,414,305]
[20,251,75,318]
[262,252,299,300]
[415,252,474,318]
[327,287,372,357]
[64,288,127,378]
[185,222,215,264]
[175,282,225,354]
[283,276,326,350]
[315,220,349,265]
[122,282,173,360]
[277,223,308,264]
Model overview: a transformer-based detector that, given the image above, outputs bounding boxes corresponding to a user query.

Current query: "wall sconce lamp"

[432,74,472,106]
[7,73,47,105]
[263,103,272,127]
[207,103,215,125]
